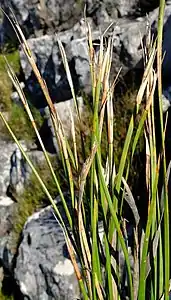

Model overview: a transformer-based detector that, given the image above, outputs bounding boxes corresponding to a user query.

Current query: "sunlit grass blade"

[70,109,78,171]
[136,43,156,112]
[132,71,157,158]
[57,39,81,121]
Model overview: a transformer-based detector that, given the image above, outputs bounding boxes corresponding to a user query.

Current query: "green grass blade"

[157,1,170,298]
[138,163,159,300]
[115,115,134,194]
[96,151,133,300]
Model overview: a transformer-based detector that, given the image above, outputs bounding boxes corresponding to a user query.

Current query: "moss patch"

[0,290,14,300]
[0,51,20,74]
[5,103,43,141]
[0,50,20,111]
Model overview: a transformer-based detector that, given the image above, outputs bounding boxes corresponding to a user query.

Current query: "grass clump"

[0,1,170,299]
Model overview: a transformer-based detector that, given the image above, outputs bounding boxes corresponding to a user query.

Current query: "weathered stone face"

[14,199,80,300]
[1,1,171,109]
[1,0,84,40]
[14,8,160,107]
[0,139,16,205]
[0,139,17,289]
[0,0,161,47]
[18,33,89,107]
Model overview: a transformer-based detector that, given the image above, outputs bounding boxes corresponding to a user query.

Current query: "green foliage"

[0,289,14,300]
[0,102,43,141]
[0,51,20,74]
[7,103,43,141]
[0,50,20,111]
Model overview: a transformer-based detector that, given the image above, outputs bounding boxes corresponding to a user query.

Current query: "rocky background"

[0,1,171,299]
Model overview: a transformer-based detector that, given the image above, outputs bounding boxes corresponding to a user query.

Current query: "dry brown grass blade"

[78,142,97,208]
[5,57,47,151]
[70,109,78,171]
[52,209,82,282]
[99,40,111,139]
[84,19,96,99]
[2,9,59,122]
[145,131,151,198]
[65,234,83,282]
[78,211,92,296]
[3,9,73,167]
[76,142,98,293]
[145,71,157,111]
[136,45,156,108]
[107,96,113,147]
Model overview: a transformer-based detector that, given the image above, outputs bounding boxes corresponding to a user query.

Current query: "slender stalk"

[138,160,159,299]
[157,1,170,299]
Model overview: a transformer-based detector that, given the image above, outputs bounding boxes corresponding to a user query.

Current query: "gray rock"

[14,198,135,300]
[65,38,91,94]
[19,20,144,105]
[110,4,171,77]
[14,199,80,300]
[19,4,171,107]
[0,203,15,271]
[14,3,171,108]
[2,1,171,99]
[160,8,171,81]
[102,0,138,18]
[111,18,146,76]
[9,145,46,195]
[19,23,97,106]
[0,139,19,281]
[0,0,140,43]
[0,139,17,205]
[1,0,84,41]
[109,4,171,82]
[101,0,159,17]
[42,96,84,153]
[162,87,171,112]
[11,82,25,104]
